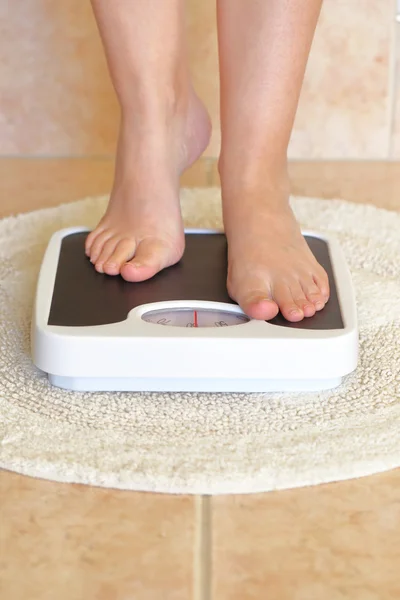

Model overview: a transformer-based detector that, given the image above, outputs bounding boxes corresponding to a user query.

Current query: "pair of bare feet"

[85,90,329,322]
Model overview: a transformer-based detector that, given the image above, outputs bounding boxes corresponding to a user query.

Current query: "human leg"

[217,0,329,321]
[87,0,211,280]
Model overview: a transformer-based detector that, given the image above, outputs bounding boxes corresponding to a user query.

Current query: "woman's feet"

[220,168,330,322]
[85,89,211,282]
[85,90,329,323]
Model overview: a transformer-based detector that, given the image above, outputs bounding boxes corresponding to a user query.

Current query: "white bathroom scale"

[31,227,358,392]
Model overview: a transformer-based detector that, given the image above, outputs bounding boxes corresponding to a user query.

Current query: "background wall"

[1,0,398,160]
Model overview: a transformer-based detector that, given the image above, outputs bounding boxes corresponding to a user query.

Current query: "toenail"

[290,308,302,315]
[315,301,325,310]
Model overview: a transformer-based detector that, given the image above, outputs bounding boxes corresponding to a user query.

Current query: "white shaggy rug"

[0,189,399,495]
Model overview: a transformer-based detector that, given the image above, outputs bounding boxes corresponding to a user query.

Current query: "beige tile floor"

[1,158,400,600]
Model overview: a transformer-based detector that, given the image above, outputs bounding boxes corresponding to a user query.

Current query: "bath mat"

[0,188,399,495]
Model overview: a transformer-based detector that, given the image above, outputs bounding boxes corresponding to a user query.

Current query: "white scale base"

[31,227,359,393]
[49,374,343,393]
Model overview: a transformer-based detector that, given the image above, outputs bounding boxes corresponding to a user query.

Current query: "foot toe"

[94,237,121,273]
[103,238,136,276]
[85,227,107,257]
[273,283,305,322]
[85,230,99,256]
[291,283,316,317]
[308,293,326,311]
[121,237,181,283]
[282,304,304,322]
[227,274,279,320]
[294,298,316,318]
[304,277,328,310]
[240,294,280,321]
[314,271,330,302]
[89,230,114,264]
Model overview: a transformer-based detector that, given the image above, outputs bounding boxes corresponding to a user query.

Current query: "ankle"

[120,76,190,124]
[219,155,290,198]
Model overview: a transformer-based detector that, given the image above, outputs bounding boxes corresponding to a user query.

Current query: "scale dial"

[142,308,249,328]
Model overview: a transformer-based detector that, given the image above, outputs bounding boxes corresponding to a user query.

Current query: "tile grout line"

[194,495,212,600]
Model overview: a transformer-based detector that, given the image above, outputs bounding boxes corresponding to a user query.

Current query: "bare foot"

[85,89,211,281]
[221,172,330,322]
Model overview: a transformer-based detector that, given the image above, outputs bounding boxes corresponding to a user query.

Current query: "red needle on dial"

[194,310,198,328]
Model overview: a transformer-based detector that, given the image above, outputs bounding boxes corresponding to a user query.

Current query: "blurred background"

[1,0,399,215]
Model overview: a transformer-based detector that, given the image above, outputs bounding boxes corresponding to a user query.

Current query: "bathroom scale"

[31,227,358,392]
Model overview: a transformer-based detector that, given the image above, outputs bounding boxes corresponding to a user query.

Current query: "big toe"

[228,279,279,320]
[120,237,183,283]
[243,296,280,320]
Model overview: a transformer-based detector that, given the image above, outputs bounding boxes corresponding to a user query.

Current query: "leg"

[87,0,211,280]
[217,0,329,321]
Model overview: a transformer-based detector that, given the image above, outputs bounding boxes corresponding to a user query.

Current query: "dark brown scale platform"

[48,232,343,330]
